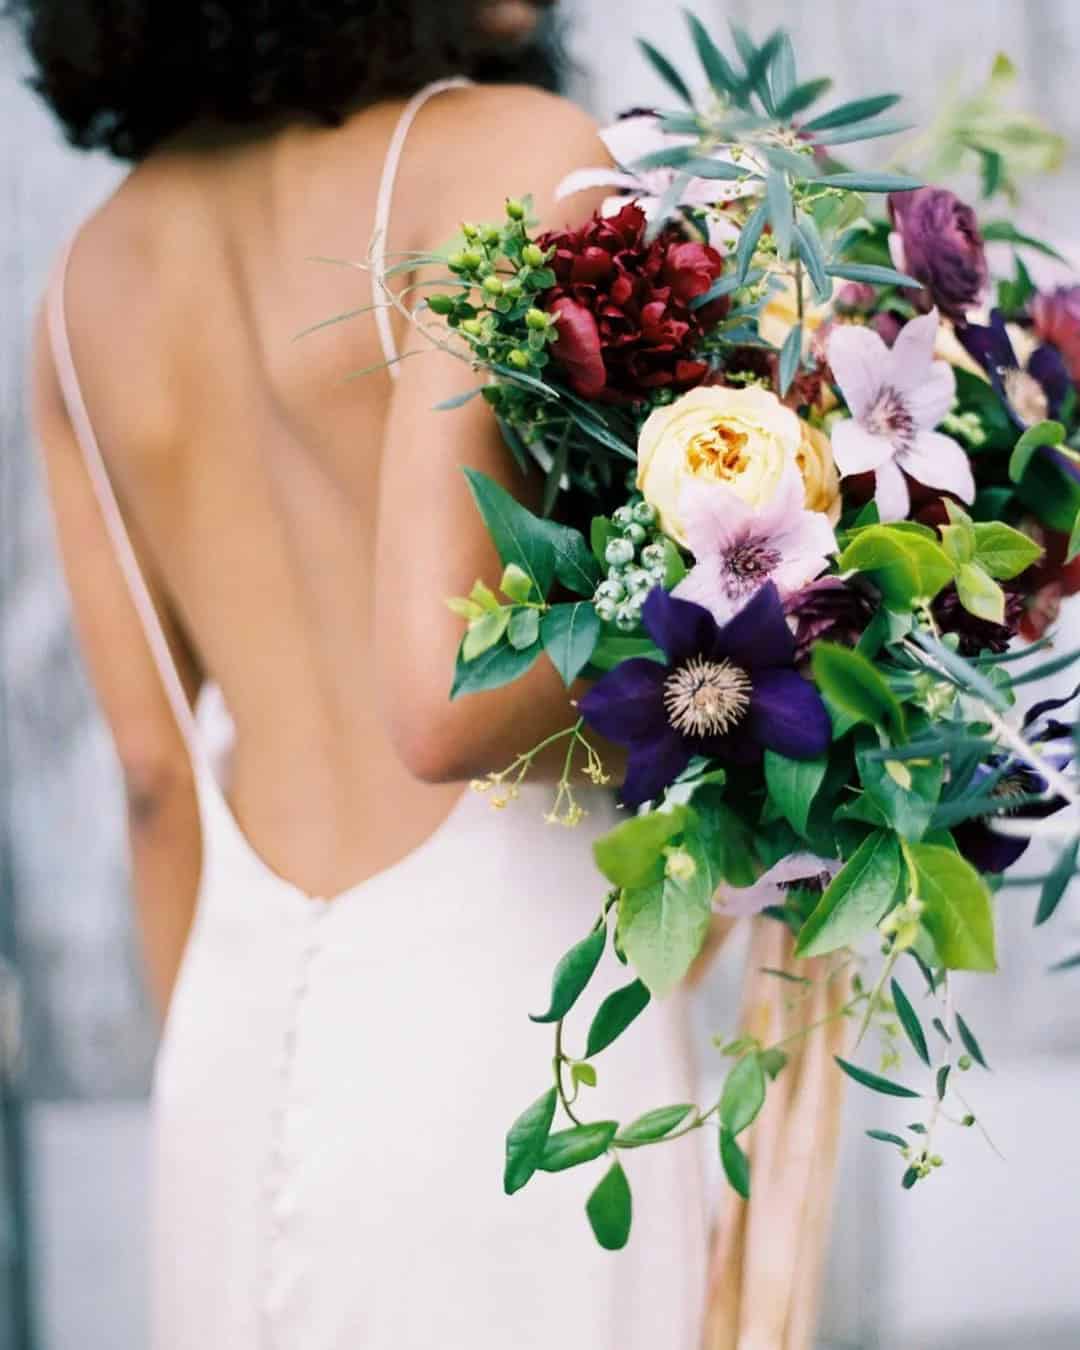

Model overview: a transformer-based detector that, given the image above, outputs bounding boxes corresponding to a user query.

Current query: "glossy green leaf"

[794,215,832,302]
[504,1088,557,1194]
[541,602,601,685]
[530,926,606,1024]
[617,1104,695,1144]
[857,741,942,841]
[803,93,901,132]
[1035,837,1079,926]
[618,867,714,997]
[636,37,693,105]
[824,262,920,289]
[735,201,769,283]
[796,830,901,957]
[594,806,689,889]
[838,524,954,608]
[507,607,541,651]
[767,167,794,259]
[955,562,1005,625]
[764,750,828,838]
[535,519,603,596]
[834,1056,921,1098]
[778,322,802,396]
[815,171,920,192]
[588,633,665,673]
[500,563,534,604]
[890,979,930,1066]
[759,1047,789,1079]
[539,1121,618,1172]
[685,9,740,93]
[586,1162,633,1251]
[811,642,907,740]
[719,1128,751,1199]
[955,1013,990,1069]
[909,843,997,971]
[586,980,652,1057]
[867,1128,908,1148]
[463,608,511,661]
[1008,419,1065,483]
[775,76,832,120]
[971,522,1044,580]
[810,117,913,146]
[464,468,555,598]
[451,636,541,699]
[720,1054,766,1137]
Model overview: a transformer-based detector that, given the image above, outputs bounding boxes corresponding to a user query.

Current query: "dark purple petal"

[641,587,719,667]
[1028,344,1072,420]
[712,582,794,671]
[1023,679,1080,731]
[578,658,668,744]
[956,310,1016,376]
[747,668,832,759]
[619,730,693,809]
[952,820,1031,874]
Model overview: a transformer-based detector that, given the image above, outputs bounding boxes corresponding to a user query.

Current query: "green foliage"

[797,831,902,957]
[811,643,907,741]
[834,1056,921,1098]
[765,750,828,838]
[720,1054,767,1137]
[585,980,652,1058]
[1009,420,1065,484]
[504,1088,557,1194]
[541,603,601,685]
[838,524,954,610]
[451,637,541,699]
[530,926,606,1024]
[890,979,931,1066]
[586,1163,633,1250]
[539,1122,619,1172]
[617,1104,695,1144]
[617,866,714,998]
[594,806,690,889]
[908,844,997,972]
[719,1129,751,1199]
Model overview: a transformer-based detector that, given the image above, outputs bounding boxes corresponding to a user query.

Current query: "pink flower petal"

[898,431,976,504]
[677,477,757,558]
[600,115,678,168]
[556,167,646,201]
[874,458,911,521]
[717,852,839,917]
[830,417,895,476]
[903,359,955,431]
[826,323,889,418]
[886,308,940,394]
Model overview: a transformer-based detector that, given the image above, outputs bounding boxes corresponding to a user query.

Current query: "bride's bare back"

[33,83,605,1004]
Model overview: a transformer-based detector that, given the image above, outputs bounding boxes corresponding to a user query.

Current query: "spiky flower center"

[1002,368,1049,427]
[865,385,916,448]
[663,657,752,738]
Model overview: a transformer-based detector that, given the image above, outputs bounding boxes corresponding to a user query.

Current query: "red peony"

[537,202,727,403]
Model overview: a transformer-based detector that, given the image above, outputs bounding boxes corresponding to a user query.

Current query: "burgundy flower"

[538,202,727,403]
[931,583,1024,656]
[579,583,831,808]
[887,188,988,322]
[1014,516,1080,640]
[1032,285,1080,385]
[784,577,876,666]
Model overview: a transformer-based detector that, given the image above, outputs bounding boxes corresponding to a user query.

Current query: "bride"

[22,1,709,1345]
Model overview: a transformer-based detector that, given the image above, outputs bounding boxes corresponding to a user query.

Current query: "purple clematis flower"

[956,308,1071,429]
[716,852,840,918]
[579,582,832,808]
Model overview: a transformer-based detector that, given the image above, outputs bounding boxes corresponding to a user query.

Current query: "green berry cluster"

[593,500,665,632]
[427,198,560,378]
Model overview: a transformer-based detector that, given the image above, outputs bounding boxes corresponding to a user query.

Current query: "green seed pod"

[507,349,530,370]
[461,222,480,240]
[522,243,545,268]
[595,597,618,623]
[461,318,485,338]
[480,225,501,246]
[612,505,634,527]
[624,523,647,547]
[447,251,468,272]
[426,292,455,316]
[632,500,658,526]
[958,1055,972,1071]
[462,249,485,270]
[526,307,549,331]
[506,198,526,221]
[482,275,504,296]
[604,538,635,568]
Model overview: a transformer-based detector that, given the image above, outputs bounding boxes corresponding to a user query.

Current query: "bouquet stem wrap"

[703,924,849,1350]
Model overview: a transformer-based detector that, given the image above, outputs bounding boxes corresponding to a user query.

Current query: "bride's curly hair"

[13,0,563,160]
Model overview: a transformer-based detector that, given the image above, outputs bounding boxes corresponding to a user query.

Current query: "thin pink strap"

[46,241,203,760]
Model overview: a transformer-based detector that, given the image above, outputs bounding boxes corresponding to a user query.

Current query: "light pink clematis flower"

[556,114,761,248]
[825,309,974,522]
[716,852,841,918]
[673,464,837,625]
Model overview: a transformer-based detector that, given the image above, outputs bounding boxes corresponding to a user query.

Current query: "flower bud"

[482,275,504,296]
[480,225,501,246]
[640,542,665,568]
[447,251,468,272]
[595,578,626,603]
[462,249,485,270]
[614,604,640,633]
[958,1054,972,1071]
[624,567,652,595]
[632,501,658,527]
[461,222,480,240]
[461,318,485,338]
[624,523,647,547]
[612,505,634,527]
[507,349,531,370]
[604,538,635,568]
[426,292,455,316]
[526,307,549,331]
[506,198,526,221]
[522,243,546,268]
[595,597,618,623]
[664,848,698,884]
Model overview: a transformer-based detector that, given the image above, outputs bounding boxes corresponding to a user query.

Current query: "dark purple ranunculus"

[784,578,876,666]
[579,583,832,808]
[1032,285,1080,386]
[956,309,1072,430]
[931,582,1024,656]
[888,187,988,322]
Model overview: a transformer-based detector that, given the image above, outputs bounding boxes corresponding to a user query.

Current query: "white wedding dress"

[46,80,708,1350]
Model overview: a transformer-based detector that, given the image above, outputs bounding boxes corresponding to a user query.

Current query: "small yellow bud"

[426,292,455,316]
[461,318,485,338]
[507,349,531,370]
[526,307,549,330]
[958,1054,973,1071]
[482,275,504,296]
[447,251,467,271]
[506,198,526,221]
[522,243,545,268]
[479,225,501,246]
[461,222,480,240]
[462,249,485,270]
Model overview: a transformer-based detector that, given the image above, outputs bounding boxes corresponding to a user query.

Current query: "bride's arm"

[375,89,621,784]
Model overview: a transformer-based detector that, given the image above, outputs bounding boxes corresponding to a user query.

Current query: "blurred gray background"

[2,2,1080,1347]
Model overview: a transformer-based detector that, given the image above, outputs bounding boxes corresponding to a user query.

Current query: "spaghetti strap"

[371,77,472,377]
[45,240,205,764]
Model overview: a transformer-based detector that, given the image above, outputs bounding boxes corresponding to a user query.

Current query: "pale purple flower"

[826,309,974,522]
[716,853,841,918]
[556,114,761,249]
[673,464,837,625]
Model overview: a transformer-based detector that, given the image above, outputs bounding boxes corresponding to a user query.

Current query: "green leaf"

[539,1121,619,1172]
[759,1047,789,1079]
[572,1061,597,1089]
[955,1013,990,1069]
[736,201,769,284]
[719,1128,751,1199]
[815,171,921,193]
[867,1128,908,1148]
[767,167,794,259]
[857,743,942,841]
[810,118,914,147]
[464,469,556,598]
[980,221,1068,263]
[586,1162,633,1251]
[617,1104,695,1144]
[504,1088,557,1194]
[585,979,652,1058]
[811,642,907,740]
[839,524,954,608]
[794,215,832,302]
[955,562,1005,625]
[890,979,931,1067]
[1009,420,1065,483]
[971,522,1044,580]
[500,563,534,603]
[685,9,739,93]
[1067,511,1080,566]
[463,608,511,661]
[594,806,690,889]
[507,607,541,651]
[909,843,997,972]
[824,262,920,289]
[720,1053,766,1137]
[797,830,901,957]
[541,602,601,686]
[935,1064,951,1099]
[764,750,828,838]
[803,93,901,132]
[778,322,802,396]
[535,520,603,596]
[588,633,665,674]
[1035,837,1079,926]
[834,1056,921,1098]
[530,927,606,1024]
[618,866,714,997]
[775,77,832,120]
[637,37,694,105]
[451,636,541,698]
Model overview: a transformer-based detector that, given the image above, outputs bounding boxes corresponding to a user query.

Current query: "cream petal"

[826,323,889,419]
[830,417,895,476]
[556,167,644,200]
[898,431,976,504]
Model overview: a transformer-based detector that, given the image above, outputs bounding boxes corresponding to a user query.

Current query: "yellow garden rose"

[637,385,802,546]
[797,420,842,524]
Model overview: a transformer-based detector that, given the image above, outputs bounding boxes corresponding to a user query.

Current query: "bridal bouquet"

[368,17,1080,1250]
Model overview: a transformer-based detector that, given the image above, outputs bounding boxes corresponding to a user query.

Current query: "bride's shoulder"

[436,82,599,163]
